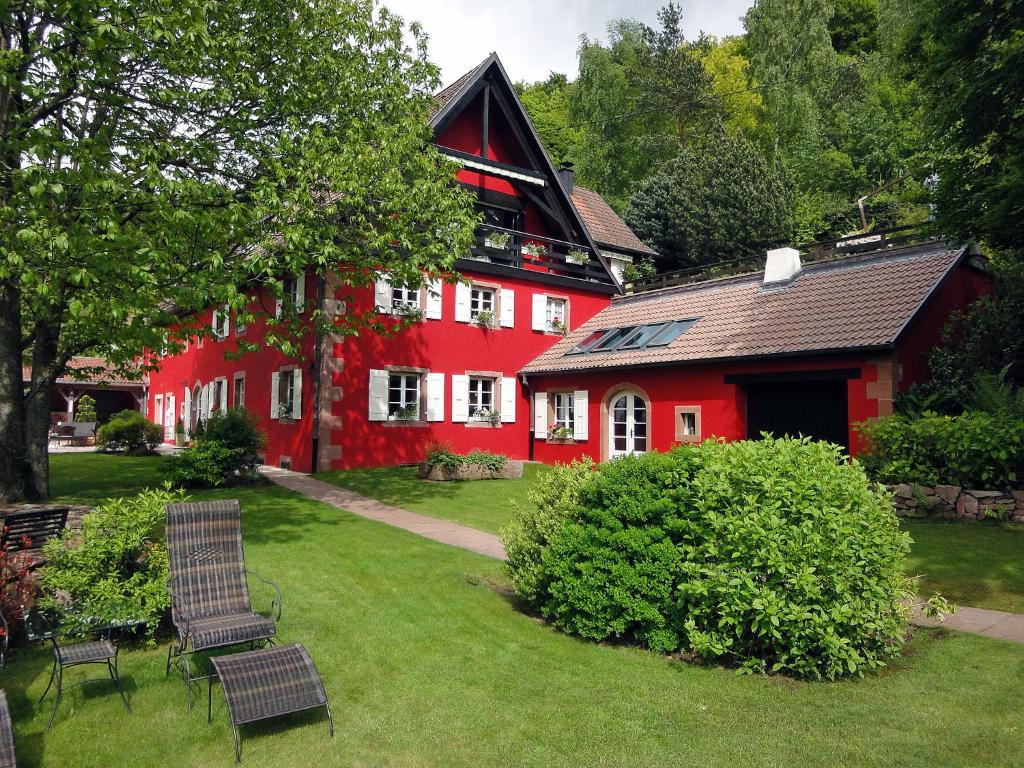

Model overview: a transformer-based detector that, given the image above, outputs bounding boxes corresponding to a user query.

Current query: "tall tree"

[907,0,1024,250]
[515,74,583,166]
[0,0,478,501]
[624,131,794,269]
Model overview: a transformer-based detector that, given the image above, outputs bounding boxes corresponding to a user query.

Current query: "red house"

[145,54,990,473]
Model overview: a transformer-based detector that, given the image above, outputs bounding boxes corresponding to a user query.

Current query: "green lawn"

[4,453,1021,767]
[903,519,1024,613]
[49,452,168,504]
[316,463,549,534]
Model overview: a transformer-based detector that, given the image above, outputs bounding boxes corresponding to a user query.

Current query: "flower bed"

[890,484,1024,522]
[417,460,523,481]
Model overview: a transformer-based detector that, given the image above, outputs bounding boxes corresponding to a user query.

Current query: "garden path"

[263,466,1024,645]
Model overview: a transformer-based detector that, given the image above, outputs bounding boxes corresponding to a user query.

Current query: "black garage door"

[743,378,850,449]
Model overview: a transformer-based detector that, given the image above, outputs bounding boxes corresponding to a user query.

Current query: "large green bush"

[95,409,163,454]
[164,408,265,488]
[513,439,912,680]
[502,459,594,604]
[40,486,184,638]
[857,412,1024,489]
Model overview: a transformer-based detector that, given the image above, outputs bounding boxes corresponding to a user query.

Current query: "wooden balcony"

[466,224,610,283]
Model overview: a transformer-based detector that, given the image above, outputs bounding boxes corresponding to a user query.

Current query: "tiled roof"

[23,356,146,387]
[521,242,968,374]
[429,58,488,120]
[571,186,658,257]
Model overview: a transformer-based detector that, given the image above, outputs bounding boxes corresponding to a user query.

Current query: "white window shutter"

[427,372,445,421]
[454,283,471,322]
[368,369,388,421]
[500,288,515,327]
[374,275,392,314]
[451,374,469,422]
[532,293,547,331]
[183,387,192,434]
[270,372,280,420]
[291,369,303,419]
[224,310,230,337]
[500,377,517,422]
[219,379,228,413]
[573,390,589,440]
[211,309,219,336]
[533,392,548,438]
[294,275,305,312]
[425,278,443,320]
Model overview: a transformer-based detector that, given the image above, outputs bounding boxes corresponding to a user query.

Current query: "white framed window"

[391,285,420,311]
[276,275,305,317]
[545,296,567,332]
[211,306,230,339]
[470,287,494,319]
[233,373,246,408]
[270,369,302,420]
[154,395,164,425]
[468,376,495,419]
[210,378,228,415]
[553,392,574,431]
[388,373,421,421]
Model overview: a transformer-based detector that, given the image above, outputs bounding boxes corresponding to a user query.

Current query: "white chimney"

[763,246,801,285]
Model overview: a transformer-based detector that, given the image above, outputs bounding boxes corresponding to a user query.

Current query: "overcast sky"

[381,0,754,85]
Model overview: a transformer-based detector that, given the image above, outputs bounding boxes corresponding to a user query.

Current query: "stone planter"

[417,460,524,482]
[888,483,1024,523]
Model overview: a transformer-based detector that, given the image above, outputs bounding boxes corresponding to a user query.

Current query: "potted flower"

[473,309,495,329]
[175,418,186,447]
[394,304,424,321]
[522,241,548,260]
[392,404,419,422]
[566,248,589,265]
[550,317,568,335]
[475,408,502,426]
[550,424,572,439]
[484,230,510,251]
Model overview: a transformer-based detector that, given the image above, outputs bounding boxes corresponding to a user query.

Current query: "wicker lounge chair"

[0,689,14,768]
[165,500,281,708]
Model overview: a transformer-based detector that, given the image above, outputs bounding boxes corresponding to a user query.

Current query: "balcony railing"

[466,224,611,284]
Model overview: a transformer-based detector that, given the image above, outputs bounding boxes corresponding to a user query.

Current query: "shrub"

[1,532,37,643]
[201,408,265,468]
[526,439,912,680]
[464,450,507,472]
[75,394,96,421]
[163,441,251,489]
[39,486,184,638]
[502,459,595,605]
[95,410,163,454]
[424,443,508,473]
[857,411,1024,489]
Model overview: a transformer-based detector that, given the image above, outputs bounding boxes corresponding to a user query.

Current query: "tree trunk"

[0,281,35,502]
[23,317,65,501]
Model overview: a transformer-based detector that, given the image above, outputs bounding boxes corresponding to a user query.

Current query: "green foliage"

[516,74,583,166]
[502,459,595,605]
[857,412,1024,489]
[424,443,508,473]
[625,131,794,268]
[524,439,913,680]
[95,410,163,455]
[75,395,97,422]
[2,0,480,500]
[40,486,185,638]
[464,450,508,473]
[163,441,255,489]
[904,0,1024,249]
[201,408,266,467]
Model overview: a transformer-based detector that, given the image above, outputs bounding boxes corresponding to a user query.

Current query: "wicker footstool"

[208,643,332,762]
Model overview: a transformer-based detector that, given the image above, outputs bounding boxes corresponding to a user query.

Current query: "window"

[154,395,164,425]
[674,406,702,443]
[592,326,636,351]
[212,306,230,339]
[210,379,227,414]
[566,319,699,355]
[470,287,494,319]
[567,329,608,355]
[468,376,495,419]
[391,284,420,311]
[233,374,246,408]
[235,300,247,335]
[545,297,567,333]
[552,392,574,435]
[618,323,667,350]
[277,370,298,419]
[388,373,421,421]
[649,319,697,346]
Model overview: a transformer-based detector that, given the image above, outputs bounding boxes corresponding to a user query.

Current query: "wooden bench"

[1,507,69,560]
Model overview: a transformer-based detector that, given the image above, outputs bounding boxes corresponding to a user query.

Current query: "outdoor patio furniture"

[25,613,138,731]
[0,507,69,568]
[165,500,282,708]
[0,690,14,768]
[208,643,332,763]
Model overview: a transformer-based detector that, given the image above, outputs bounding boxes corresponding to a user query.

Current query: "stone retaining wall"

[417,461,524,482]
[889,484,1024,522]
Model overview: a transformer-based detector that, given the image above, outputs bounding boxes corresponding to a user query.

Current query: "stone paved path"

[263,467,1024,645]
[262,466,507,560]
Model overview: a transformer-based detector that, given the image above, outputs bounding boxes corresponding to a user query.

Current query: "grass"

[903,519,1024,613]
[4,453,1021,766]
[49,452,167,505]
[315,463,549,534]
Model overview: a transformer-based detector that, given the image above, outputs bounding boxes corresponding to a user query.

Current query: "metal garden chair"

[165,500,282,708]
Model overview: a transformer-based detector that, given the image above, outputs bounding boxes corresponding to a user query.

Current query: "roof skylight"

[565,319,698,355]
